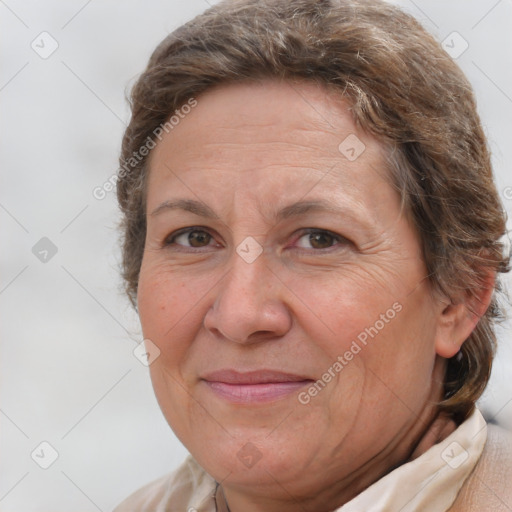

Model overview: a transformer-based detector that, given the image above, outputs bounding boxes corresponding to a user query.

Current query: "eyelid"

[164,226,220,247]
[291,228,351,249]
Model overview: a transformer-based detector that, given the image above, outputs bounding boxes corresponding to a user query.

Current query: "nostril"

[207,326,279,345]
[241,330,280,345]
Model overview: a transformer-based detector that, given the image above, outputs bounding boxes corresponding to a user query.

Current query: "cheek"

[287,268,400,355]
[343,286,437,414]
[137,265,209,435]
[300,268,437,396]
[137,264,205,361]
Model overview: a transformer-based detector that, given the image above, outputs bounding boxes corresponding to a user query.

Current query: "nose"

[203,253,292,344]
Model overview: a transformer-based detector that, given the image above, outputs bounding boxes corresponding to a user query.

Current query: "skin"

[137,80,492,512]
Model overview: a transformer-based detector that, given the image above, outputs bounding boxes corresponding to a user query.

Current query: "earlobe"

[434,271,496,358]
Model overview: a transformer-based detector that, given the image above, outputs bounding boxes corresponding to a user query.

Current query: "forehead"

[146,79,396,220]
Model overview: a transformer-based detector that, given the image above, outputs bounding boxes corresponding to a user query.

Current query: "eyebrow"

[150,198,366,224]
[150,199,219,219]
[276,200,354,221]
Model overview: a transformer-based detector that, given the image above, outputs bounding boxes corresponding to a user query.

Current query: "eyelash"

[163,227,350,252]
[164,227,222,251]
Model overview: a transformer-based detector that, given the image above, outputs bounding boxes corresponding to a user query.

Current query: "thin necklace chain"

[215,483,231,512]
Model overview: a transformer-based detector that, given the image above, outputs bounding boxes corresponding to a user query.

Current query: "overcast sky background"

[1,0,511,510]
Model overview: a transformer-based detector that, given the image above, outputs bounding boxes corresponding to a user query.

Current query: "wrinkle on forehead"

[147,79,401,232]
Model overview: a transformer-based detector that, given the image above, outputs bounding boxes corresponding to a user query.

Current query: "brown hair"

[117,0,509,422]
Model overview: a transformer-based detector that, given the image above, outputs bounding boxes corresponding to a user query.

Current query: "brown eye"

[296,230,340,250]
[308,232,335,249]
[166,228,214,248]
[187,230,212,247]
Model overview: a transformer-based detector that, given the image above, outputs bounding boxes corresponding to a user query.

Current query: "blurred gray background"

[1,0,511,510]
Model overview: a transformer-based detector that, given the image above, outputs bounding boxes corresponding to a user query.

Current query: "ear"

[434,270,496,358]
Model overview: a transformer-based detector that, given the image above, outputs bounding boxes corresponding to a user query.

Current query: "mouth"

[201,369,314,404]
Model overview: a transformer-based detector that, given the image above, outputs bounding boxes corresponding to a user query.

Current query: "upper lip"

[201,369,313,384]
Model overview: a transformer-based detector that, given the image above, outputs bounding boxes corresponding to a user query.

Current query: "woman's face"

[138,80,446,504]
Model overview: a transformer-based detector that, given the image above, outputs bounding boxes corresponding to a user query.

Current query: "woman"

[114,0,511,510]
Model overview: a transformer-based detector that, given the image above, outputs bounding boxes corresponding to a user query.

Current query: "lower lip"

[203,380,312,404]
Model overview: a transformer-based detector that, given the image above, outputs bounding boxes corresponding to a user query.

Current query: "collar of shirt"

[336,408,487,512]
